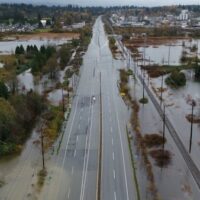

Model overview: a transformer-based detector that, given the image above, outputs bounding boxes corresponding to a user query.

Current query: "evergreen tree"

[19,45,25,54]
[15,46,20,55]
[0,81,9,99]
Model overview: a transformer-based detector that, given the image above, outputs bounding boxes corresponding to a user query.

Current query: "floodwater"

[17,69,34,91]
[17,65,72,103]
[48,89,67,106]
[122,35,200,199]
[0,38,69,55]
[147,70,200,170]
[138,39,200,65]
[0,127,43,200]
[0,62,4,68]
[129,74,200,200]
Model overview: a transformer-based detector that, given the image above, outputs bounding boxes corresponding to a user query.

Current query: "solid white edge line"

[111,74,130,200]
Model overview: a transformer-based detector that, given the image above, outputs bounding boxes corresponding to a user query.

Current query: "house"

[71,22,85,29]
[178,10,189,21]
[40,19,47,27]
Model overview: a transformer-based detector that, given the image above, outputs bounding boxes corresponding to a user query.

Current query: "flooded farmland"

[0,38,69,55]
[127,69,200,200]
[138,39,200,65]
[119,35,200,199]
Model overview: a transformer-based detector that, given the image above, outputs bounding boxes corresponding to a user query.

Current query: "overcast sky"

[0,0,199,6]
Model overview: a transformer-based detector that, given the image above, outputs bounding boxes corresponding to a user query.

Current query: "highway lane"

[95,18,136,200]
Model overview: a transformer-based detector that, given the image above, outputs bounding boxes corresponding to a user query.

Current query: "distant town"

[110,9,200,29]
[0,20,86,33]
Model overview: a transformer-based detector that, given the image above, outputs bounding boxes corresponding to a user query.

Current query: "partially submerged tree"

[165,70,186,87]
[0,81,9,99]
[195,65,200,81]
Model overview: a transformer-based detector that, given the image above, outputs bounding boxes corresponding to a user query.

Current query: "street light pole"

[168,44,171,65]
[142,69,145,100]
[189,100,195,153]
[160,74,164,105]
[62,86,65,113]
[162,105,166,150]
[41,122,45,170]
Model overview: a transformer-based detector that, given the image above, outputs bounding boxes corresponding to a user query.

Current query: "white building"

[40,19,47,27]
[71,22,85,29]
[179,10,189,21]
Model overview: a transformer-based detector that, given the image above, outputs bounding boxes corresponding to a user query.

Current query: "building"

[178,10,189,21]
[40,19,47,27]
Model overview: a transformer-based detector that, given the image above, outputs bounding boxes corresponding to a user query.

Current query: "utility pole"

[162,105,166,150]
[143,34,147,67]
[196,40,199,66]
[189,100,196,153]
[142,69,145,100]
[62,86,65,113]
[41,121,45,170]
[160,74,164,105]
[168,44,171,65]
[129,52,131,69]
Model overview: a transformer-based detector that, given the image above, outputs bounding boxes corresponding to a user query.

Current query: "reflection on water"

[47,89,67,106]
[149,70,200,170]
[0,38,69,55]
[139,39,200,65]
[0,62,4,68]
[17,69,34,91]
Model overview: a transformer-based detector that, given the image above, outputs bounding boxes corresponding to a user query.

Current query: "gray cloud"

[0,0,199,6]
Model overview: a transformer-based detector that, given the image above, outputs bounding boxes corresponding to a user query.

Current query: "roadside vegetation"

[165,70,186,87]
[42,105,64,149]
[37,168,47,190]
[143,134,166,148]
[119,69,134,101]
[109,37,118,57]
[186,114,200,124]
[0,91,46,156]
[139,97,148,104]
[195,65,200,81]
[149,149,171,167]
[118,68,159,199]
[118,65,172,199]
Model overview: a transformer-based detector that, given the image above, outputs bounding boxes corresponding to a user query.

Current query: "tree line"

[0,88,46,155]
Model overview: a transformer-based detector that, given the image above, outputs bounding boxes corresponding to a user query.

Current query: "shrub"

[143,134,166,148]
[186,114,200,123]
[0,81,8,99]
[119,69,129,83]
[195,65,200,81]
[139,97,148,104]
[149,149,171,167]
[0,142,18,156]
[165,71,186,87]
[37,169,47,188]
